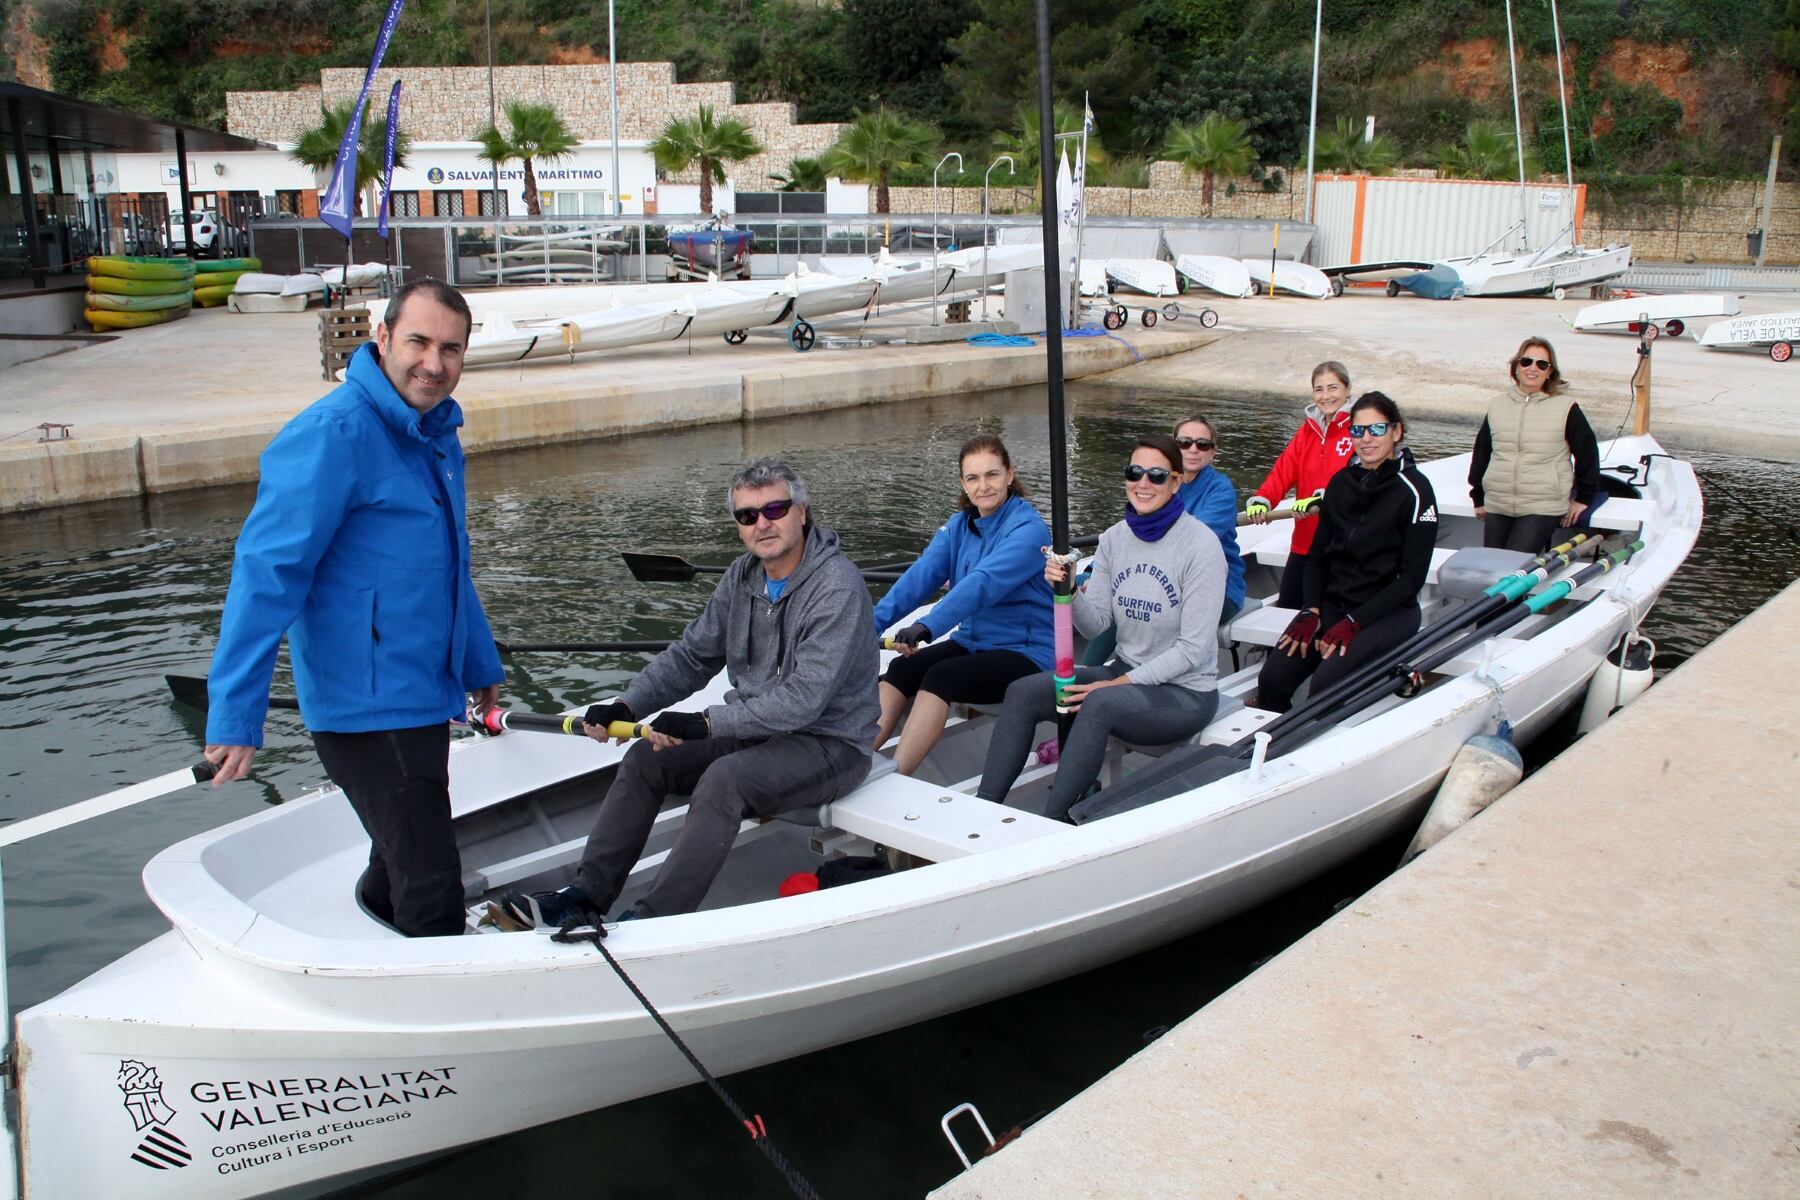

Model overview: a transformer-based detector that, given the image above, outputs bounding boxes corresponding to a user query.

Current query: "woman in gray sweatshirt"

[976,436,1226,820]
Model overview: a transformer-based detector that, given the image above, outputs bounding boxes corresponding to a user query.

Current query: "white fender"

[1577,634,1656,734]
[1402,729,1523,864]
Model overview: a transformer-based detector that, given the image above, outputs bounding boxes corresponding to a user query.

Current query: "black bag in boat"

[815,855,893,888]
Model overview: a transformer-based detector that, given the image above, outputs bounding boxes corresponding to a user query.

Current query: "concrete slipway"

[931,578,1800,1200]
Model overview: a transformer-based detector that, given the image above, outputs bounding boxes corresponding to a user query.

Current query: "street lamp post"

[982,154,1014,322]
[932,150,963,327]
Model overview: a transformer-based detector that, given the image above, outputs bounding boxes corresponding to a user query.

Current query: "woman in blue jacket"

[873,434,1053,775]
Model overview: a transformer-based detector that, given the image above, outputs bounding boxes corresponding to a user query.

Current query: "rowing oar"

[165,674,298,713]
[623,552,906,585]
[495,638,672,654]
[0,761,218,848]
[1236,507,1315,527]
[474,707,649,740]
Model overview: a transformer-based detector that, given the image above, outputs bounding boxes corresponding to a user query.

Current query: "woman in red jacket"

[1244,360,1358,606]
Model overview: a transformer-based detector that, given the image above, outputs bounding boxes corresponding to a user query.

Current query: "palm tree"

[650,104,763,216]
[1314,117,1400,176]
[770,156,827,192]
[819,109,938,215]
[1437,119,1543,181]
[476,101,580,217]
[990,100,1106,196]
[1160,113,1255,216]
[289,100,412,217]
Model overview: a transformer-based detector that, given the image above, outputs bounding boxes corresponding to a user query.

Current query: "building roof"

[2,81,270,154]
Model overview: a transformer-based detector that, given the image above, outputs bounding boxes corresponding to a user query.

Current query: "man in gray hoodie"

[503,456,878,925]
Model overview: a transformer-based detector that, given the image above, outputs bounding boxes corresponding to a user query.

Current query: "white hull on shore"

[1444,243,1632,298]
[1697,309,1800,354]
[1571,292,1740,337]
[1241,258,1333,299]
[1104,259,1180,297]
[12,438,1699,1200]
[1175,255,1254,298]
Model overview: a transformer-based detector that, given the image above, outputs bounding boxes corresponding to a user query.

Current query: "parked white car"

[165,210,242,257]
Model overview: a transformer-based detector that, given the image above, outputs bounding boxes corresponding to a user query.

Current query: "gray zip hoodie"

[621,523,879,748]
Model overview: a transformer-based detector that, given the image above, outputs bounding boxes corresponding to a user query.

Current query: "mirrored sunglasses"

[1349,422,1393,438]
[732,499,796,526]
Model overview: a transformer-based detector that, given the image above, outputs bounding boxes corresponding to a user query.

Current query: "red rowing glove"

[1279,610,1321,655]
[1316,615,1359,657]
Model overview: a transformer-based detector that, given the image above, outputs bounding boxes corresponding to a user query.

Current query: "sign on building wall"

[160,161,195,185]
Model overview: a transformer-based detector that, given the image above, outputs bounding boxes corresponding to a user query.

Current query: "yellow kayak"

[87,256,196,281]
[85,305,192,330]
[87,274,196,297]
[195,257,262,274]
[194,284,235,307]
[86,291,193,312]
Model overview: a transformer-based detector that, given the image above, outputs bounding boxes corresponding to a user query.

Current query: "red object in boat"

[779,872,820,897]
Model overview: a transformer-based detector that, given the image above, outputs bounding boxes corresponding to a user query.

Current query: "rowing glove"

[650,711,709,741]
[1244,498,1271,518]
[1280,610,1321,647]
[892,622,933,649]
[1291,492,1323,515]
[1317,615,1359,655]
[584,700,633,730]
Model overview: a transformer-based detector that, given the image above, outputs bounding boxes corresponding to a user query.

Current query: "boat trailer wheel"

[1199,307,1219,328]
[1772,341,1794,363]
[1330,276,1345,297]
[787,320,816,352]
[1102,308,1125,331]
[723,329,749,345]
[1162,302,1181,320]
[1385,280,1401,297]
[1553,286,1567,302]
[1140,308,1158,328]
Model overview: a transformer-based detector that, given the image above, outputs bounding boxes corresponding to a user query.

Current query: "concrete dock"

[5,284,1797,514]
[0,305,1209,512]
[931,579,1800,1199]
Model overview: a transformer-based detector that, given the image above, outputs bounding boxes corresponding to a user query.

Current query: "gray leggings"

[976,666,1219,820]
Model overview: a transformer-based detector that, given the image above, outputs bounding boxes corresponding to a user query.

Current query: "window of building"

[477,189,508,217]
[387,190,420,218]
[275,190,302,215]
[434,190,464,217]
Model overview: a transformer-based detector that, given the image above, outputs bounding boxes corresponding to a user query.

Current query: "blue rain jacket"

[205,343,503,746]
[1179,466,1247,610]
[872,494,1055,670]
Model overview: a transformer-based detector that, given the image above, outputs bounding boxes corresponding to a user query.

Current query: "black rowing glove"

[583,700,633,729]
[650,711,709,741]
[892,622,933,649]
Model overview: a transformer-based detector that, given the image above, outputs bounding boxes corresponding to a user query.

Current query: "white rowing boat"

[1442,243,1632,299]
[1103,259,1179,297]
[1241,257,1333,299]
[1697,309,1800,361]
[1175,254,1254,299]
[10,434,1699,1200]
[1570,292,1740,338]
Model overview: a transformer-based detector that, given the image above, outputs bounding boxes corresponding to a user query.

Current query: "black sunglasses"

[732,498,796,526]
[1123,464,1175,485]
[1174,437,1216,451]
[1517,356,1552,371]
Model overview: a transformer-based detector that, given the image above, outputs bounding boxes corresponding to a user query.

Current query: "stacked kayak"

[193,257,262,307]
[86,256,194,329]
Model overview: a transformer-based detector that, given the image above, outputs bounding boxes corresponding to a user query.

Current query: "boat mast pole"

[1032,0,1076,746]
[1549,0,1577,249]
[1504,0,1530,251]
[1302,0,1322,225]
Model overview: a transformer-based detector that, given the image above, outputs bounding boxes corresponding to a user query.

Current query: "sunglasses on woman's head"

[1517,356,1552,371]
[1123,464,1174,484]
[1174,437,1215,451]
[732,498,796,526]
[1348,422,1392,438]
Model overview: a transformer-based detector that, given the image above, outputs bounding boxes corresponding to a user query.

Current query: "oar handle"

[478,709,649,740]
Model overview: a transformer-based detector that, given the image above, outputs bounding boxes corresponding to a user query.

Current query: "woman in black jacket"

[1257,392,1438,714]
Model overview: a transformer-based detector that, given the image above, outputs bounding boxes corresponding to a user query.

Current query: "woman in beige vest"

[1468,337,1603,552]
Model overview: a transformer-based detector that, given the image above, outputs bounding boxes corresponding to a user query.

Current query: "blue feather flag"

[320,0,407,240]
[378,80,402,239]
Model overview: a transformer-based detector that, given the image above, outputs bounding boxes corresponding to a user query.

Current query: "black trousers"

[881,640,1040,705]
[1483,512,1563,553]
[312,724,464,937]
[1275,553,1310,608]
[1256,605,1421,715]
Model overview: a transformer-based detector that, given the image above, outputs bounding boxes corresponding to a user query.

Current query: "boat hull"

[1175,255,1253,298]
[1697,309,1800,350]
[1241,258,1332,299]
[1446,243,1632,297]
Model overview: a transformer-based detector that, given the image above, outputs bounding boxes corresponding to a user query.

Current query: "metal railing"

[1618,263,1800,294]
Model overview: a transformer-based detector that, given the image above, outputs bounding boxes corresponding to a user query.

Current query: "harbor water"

[2,380,1795,1198]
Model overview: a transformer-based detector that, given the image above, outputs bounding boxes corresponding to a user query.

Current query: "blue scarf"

[1124,497,1183,542]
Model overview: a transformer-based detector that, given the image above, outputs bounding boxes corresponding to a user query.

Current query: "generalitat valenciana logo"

[118,1059,191,1171]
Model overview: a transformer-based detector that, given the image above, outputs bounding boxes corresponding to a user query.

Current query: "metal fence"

[1619,263,1800,295]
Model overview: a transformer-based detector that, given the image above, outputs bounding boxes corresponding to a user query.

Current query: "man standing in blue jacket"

[203,279,504,938]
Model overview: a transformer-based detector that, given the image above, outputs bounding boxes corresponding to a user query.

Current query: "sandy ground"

[1100,288,1800,462]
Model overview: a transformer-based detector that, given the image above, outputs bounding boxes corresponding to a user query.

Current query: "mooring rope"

[552,921,826,1200]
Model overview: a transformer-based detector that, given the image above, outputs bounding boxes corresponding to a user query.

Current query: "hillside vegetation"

[5,0,1796,184]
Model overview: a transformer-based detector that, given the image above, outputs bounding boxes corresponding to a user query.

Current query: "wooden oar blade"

[165,673,210,710]
[620,552,704,583]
